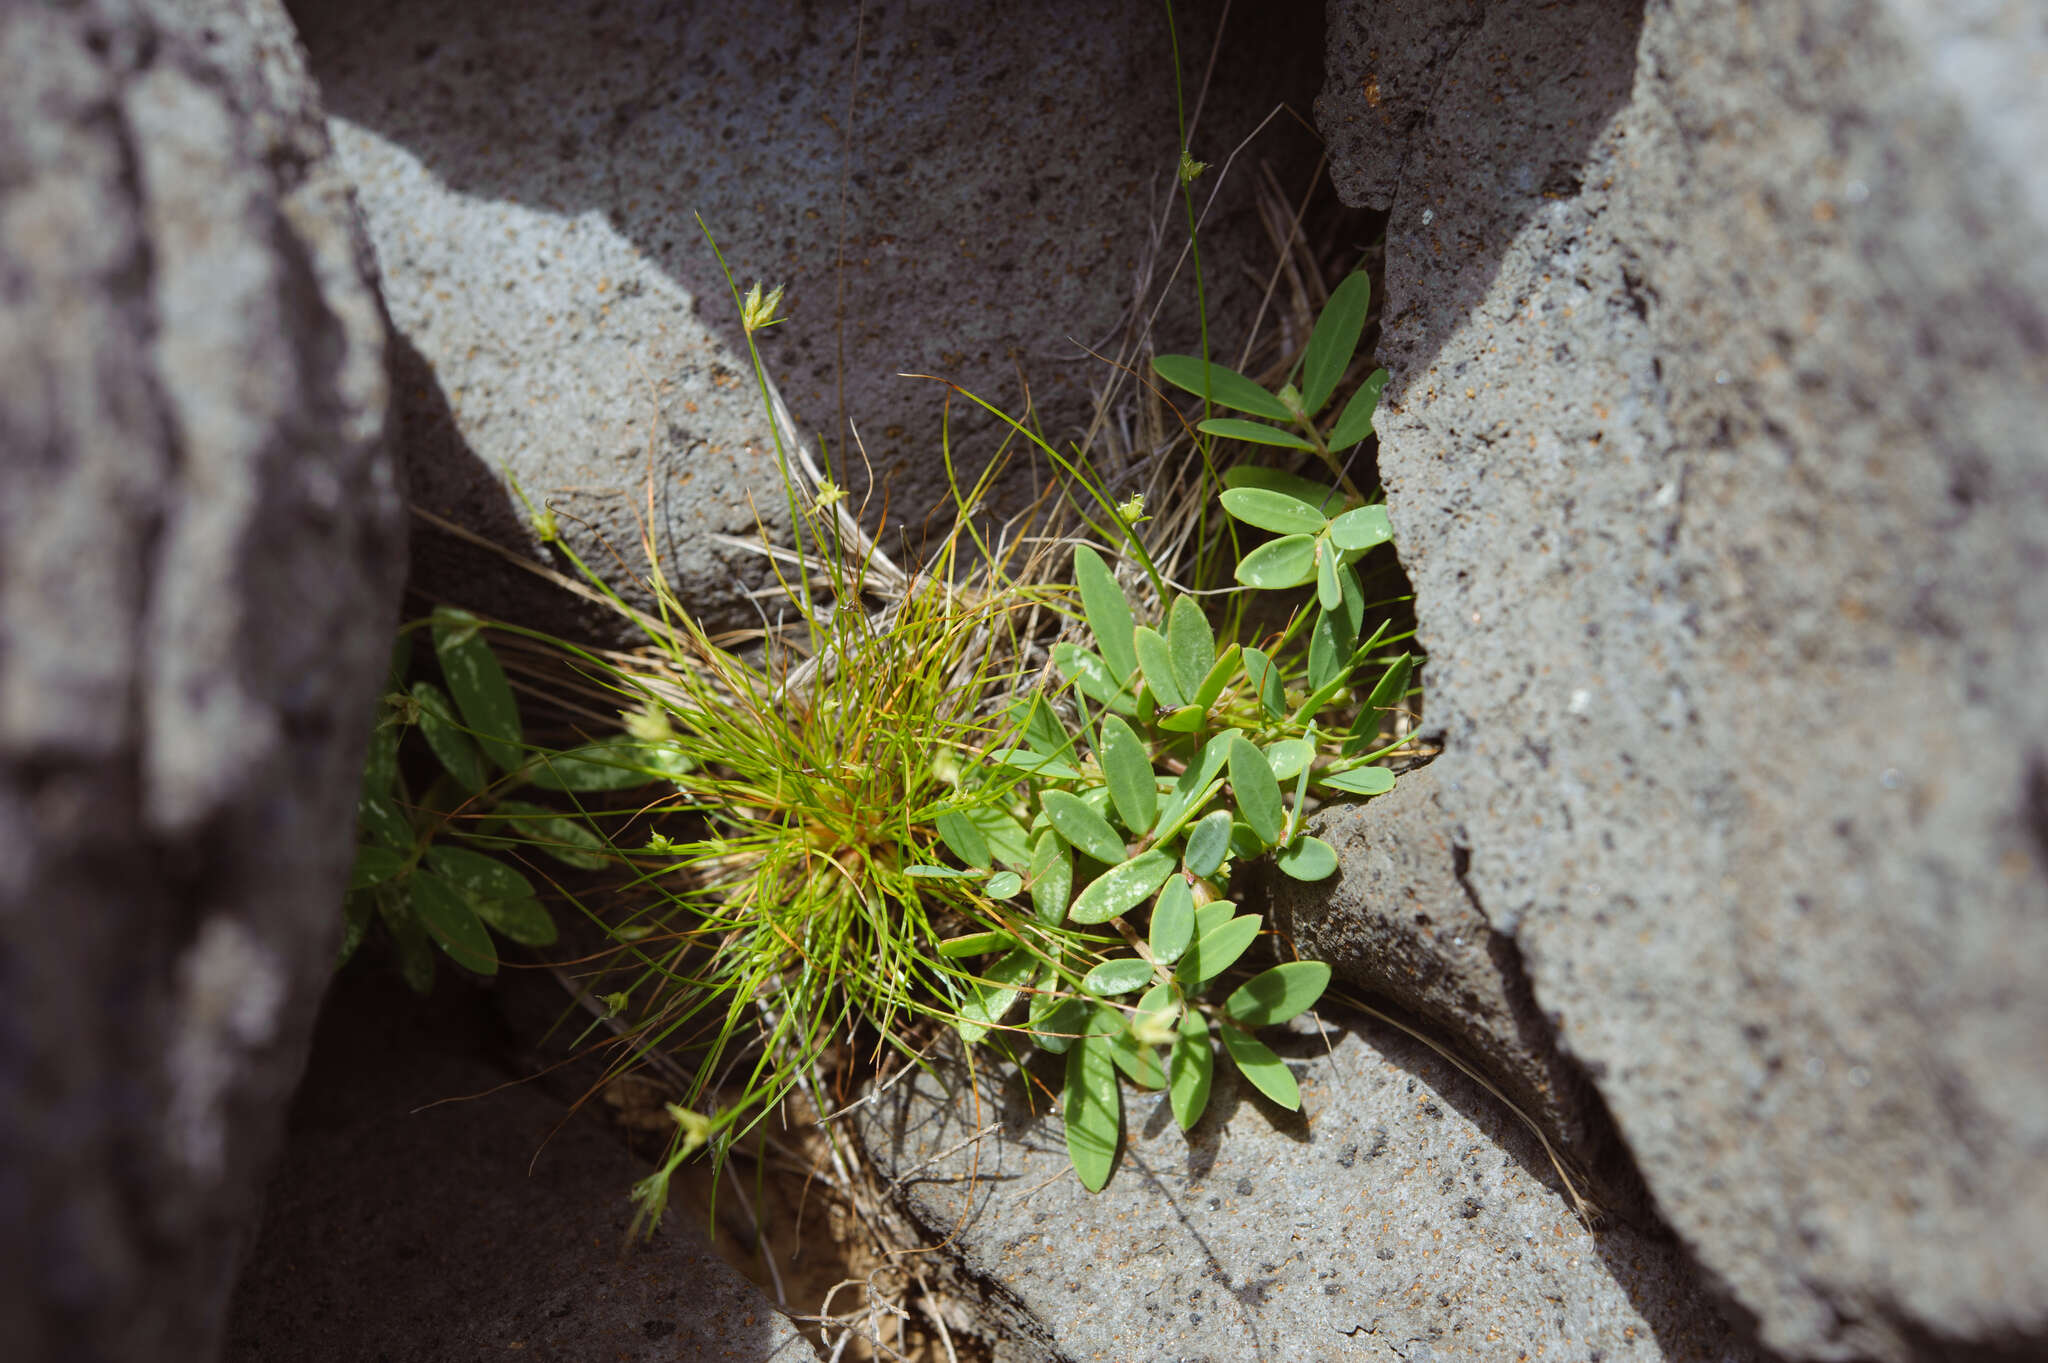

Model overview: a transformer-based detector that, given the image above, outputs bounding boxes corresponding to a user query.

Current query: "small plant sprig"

[344,608,685,991]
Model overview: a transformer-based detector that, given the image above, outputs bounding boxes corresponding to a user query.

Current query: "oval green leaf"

[1149,874,1196,963]
[523,740,668,791]
[1041,790,1127,866]
[1068,849,1175,925]
[1132,626,1185,710]
[1107,1030,1167,1090]
[1029,829,1074,925]
[1169,1008,1214,1130]
[1219,487,1329,538]
[1228,736,1285,847]
[939,930,1016,958]
[1263,739,1314,783]
[1031,990,1090,1054]
[985,870,1024,900]
[1221,466,1344,514]
[1224,961,1333,1028]
[411,680,486,793]
[1191,643,1242,713]
[1073,545,1139,683]
[1328,368,1390,451]
[1316,765,1397,796]
[1177,912,1263,988]
[1197,417,1316,451]
[432,608,523,772]
[1316,538,1343,611]
[1083,957,1157,997]
[1151,354,1292,420]
[424,844,533,903]
[1183,809,1233,880]
[1219,1025,1301,1110]
[1276,835,1339,882]
[469,895,558,947]
[1301,272,1372,416]
[1064,1031,1123,1191]
[1166,596,1216,700]
[1235,535,1319,590]
[1097,714,1157,834]
[935,808,992,869]
[966,805,1033,870]
[376,888,436,995]
[349,845,405,891]
[409,872,498,974]
[492,799,612,870]
[1329,504,1394,552]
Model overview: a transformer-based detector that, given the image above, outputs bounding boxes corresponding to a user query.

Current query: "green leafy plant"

[342,221,1419,1214]
[344,608,684,991]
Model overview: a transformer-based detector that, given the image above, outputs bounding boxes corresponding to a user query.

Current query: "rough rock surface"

[857,1019,1755,1363]
[1259,763,1645,1221]
[1320,1,2048,1358]
[286,0,1325,641]
[226,961,818,1363]
[0,0,402,1358]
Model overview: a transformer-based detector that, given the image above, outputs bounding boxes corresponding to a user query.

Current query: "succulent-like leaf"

[1228,736,1285,848]
[1316,765,1397,796]
[1029,829,1074,925]
[1219,487,1329,537]
[1225,962,1333,1027]
[1132,626,1186,710]
[432,608,523,772]
[1221,465,1344,514]
[1098,714,1157,834]
[1068,849,1176,925]
[1347,652,1414,754]
[1329,504,1394,552]
[490,800,611,869]
[376,887,435,995]
[1041,790,1127,865]
[411,681,486,794]
[1178,912,1262,988]
[935,808,992,869]
[1183,810,1233,880]
[1198,417,1315,451]
[1064,1027,1123,1191]
[1316,539,1343,611]
[1301,273,1372,416]
[523,739,669,791]
[965,805,1033,870]
[1149,874,1196,963]
[1191,643,1242,713]
[1082,957,1156,996]
[1151,354,1292,420]
[984,870,1024,899]
[349,845,405,891]
[1169,1008,1214,1130]
[1276,835,1339,882]
[1166,596,1217,701]
[1219,1025,1301,1110]
[409,872,498,975]
[1010,694,1072,758]
[1328,368,1390,451]
[1107,1029,1167,1090]
[1235,535,1319,590]
[1152,733,1232,840]
[1262,739,1314,783]
[1073,545,1139,683]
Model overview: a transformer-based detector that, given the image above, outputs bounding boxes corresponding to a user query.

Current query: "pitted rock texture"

[226,962,818,1363]
[857,1021,1756,1363]
[1321,1,2048,1358]
[287,0,1325,643]
[0,0,402,1358]
[1259,764,1645,1222]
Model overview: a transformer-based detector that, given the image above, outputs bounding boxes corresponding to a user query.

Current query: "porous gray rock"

[285,0,1325,642]
[0,0,402,1357]
[225,962,818,1363]
[1320,1,2048,1358]
[1258,763,1645,1221]
[857,1020,1756,1363]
